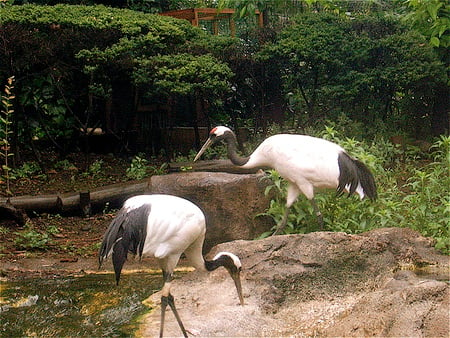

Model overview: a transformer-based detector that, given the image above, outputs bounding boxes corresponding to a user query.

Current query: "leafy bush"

[54,159,75,170]
[126,155,149,180]
[149,162,168,176]
[126,155,168,179]
[1,4,232,156]
[259,12,446,136]
[10,161,42,179]
[400,136,450,252]
[14,228,51,250]
[81,159,104,179]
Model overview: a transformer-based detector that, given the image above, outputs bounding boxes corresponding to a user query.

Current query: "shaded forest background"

[1,0,448,167]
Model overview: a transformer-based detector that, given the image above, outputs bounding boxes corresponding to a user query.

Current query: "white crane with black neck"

[194,126,377,235]
[99,194,244,338]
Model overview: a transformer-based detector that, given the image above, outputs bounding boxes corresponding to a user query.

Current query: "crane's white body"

[240,134,366,208]
[123,195,207,272]
[243,134,348,199]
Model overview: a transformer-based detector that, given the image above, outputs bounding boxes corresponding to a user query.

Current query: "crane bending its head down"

[99,194,244,338]
[194,126,377,234]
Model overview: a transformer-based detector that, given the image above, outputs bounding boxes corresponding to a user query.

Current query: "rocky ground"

[2,227,448,337]
[140,228,449,337]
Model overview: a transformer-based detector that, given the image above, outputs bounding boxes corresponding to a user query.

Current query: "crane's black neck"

[223,131,250,166]
[204,254,238,273]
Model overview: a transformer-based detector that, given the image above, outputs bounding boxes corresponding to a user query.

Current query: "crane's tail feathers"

[98,204,151,284]
[98,211,126,269]
[112,232,127,285]
[337,152,377,200]
[354,159,377,200]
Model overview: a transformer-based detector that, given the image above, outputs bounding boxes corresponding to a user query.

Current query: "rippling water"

[1,272,163,337]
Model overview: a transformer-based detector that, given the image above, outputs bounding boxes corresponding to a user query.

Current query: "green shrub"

[148,162,168,176]
[10,162,43,179]
[1,5,230,158]
[126,155,149,180]
[14,228,51,250]
[400,136,450,253]
[81,159,103,179]
[260,12,446,136]
[54,159,75,170]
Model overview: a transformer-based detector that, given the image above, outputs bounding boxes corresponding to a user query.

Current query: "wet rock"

[139,228,449,337]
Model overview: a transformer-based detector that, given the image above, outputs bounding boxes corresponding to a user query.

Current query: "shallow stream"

[1,272,162,337]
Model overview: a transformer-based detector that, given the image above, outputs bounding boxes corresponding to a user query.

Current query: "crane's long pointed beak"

[193,138,213,162]
[231,270,245,306]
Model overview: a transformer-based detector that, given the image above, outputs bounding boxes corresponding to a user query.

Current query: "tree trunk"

[0,180,152,216]
[431,85,449,136]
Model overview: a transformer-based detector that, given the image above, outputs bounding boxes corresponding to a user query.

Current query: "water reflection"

[1,272,162,337]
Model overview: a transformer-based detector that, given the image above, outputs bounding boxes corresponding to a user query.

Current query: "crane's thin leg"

[160,270,188,338]
[310,198,323,229]
[273,183,300,236]
[167,294,188,337]
[160,294,187,338]
[273,206,290,235]
[160,295,168,338]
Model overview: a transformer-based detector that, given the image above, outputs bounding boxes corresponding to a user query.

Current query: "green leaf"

[430,36,440,47]
[426,2,441,20]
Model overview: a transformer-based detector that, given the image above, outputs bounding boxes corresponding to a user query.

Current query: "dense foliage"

[4,0,211,13]
[0,4,234,160]
[259,13,446,137]
[1,3,448,160]
[404,0,449,48]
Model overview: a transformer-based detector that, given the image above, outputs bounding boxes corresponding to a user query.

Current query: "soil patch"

[1,153,135,272]
[2,153,132,197]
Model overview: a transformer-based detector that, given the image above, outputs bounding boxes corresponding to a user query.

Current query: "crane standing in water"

[99,194,244,337]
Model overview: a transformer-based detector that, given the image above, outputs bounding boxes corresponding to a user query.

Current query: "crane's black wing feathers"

[337,152,377,200]
[98,204,151,284]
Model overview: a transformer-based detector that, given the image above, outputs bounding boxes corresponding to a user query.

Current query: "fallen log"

[0,162,264,221]
[0,200,29,226]
[0,179,152,216]
[0,195,63,215]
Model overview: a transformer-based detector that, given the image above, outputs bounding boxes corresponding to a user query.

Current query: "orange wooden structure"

[160,8,263,37]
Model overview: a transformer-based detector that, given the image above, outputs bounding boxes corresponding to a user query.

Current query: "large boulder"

[150,171,274,251]
[322,270,448,337]
[139,227,449,337]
